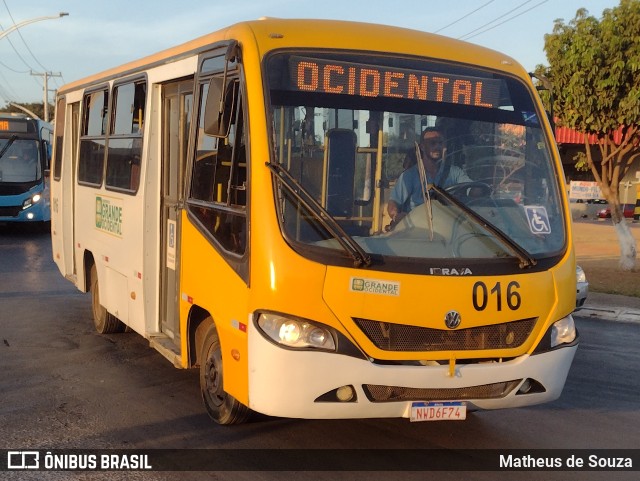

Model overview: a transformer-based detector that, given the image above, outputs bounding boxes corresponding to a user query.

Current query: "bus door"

[52,100,80,280]
[160,79,193,343]
[66,103,80,276]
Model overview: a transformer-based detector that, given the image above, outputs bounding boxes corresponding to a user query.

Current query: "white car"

[576,265,589,308]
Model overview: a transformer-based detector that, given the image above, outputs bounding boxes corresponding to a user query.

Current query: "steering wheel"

[445,181,492,201]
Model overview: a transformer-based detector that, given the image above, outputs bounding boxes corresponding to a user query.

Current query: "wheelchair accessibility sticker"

[525,206,551,234]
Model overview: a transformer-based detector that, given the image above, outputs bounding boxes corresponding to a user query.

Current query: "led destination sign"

[289,56,502,108]
[0,119,28,133]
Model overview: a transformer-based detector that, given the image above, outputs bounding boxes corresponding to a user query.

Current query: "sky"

[0,0,621,105]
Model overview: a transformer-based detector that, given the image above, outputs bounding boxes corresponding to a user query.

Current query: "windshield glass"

[266,51,565,269]
[0,138,41,183]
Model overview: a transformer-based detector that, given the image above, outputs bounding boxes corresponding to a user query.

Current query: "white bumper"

[247,327,577,420]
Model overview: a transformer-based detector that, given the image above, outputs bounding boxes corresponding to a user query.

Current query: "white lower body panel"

[247,327,577,420]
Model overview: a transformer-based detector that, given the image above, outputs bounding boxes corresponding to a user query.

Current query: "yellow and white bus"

[52,18,578,424]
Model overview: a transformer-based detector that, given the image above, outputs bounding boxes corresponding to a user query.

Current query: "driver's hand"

[468,187,485,198]
[385,212,407,232]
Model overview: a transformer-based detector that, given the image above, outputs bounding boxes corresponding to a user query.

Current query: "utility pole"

[31,71,62,122]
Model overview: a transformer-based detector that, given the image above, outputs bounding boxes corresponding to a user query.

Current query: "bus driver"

[386,127,472,228]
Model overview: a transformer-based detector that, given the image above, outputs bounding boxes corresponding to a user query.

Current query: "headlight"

[551,314,577,348]
[22,192,42,210]
[576,266,587,284]
[257,312,336,351]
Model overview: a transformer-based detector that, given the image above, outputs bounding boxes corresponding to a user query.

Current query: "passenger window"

[189,77,247,256]
[78,89,108,186]
[106,80,146,192]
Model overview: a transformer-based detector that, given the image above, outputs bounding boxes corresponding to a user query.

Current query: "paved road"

[1,225,639,480]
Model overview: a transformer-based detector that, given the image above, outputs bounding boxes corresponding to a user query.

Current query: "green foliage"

[573,151,589,171]
[544,0,640,223]
[545,2,640,133]
[546,1,639,269]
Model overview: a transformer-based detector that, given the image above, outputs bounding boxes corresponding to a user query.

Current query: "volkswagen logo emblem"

[444,310,462,329]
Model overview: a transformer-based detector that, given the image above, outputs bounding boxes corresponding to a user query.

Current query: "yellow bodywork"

[170,19,575,407]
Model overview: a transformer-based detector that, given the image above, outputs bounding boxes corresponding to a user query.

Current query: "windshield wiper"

[431,184,537,269]
[266,162,372,268]
[0,135,17,161]
[414,141,435,241]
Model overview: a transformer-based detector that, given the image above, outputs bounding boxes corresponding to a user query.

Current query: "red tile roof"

[555,125,624,144]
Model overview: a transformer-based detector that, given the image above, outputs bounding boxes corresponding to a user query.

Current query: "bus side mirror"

[204,77,236,138]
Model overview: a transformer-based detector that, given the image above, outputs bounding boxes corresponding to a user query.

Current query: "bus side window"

[191,81,219,204]
[189,77,247,257]
[106,80,146,193]
[78,89,108,186]
[42,140,52,173]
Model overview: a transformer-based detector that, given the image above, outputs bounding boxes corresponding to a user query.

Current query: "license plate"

[410,401,467,422]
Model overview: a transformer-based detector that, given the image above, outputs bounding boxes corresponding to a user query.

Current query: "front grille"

[0,205,21,217]
[363,380,522,402]
[0,184,30,195]
[354,317,536,352]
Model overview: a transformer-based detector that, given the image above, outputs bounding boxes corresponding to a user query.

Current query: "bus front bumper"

[247,328,578,420]
[0,207,45,222]
[0,191,49,222]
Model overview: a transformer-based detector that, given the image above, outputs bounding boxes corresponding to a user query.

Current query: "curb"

[574,305,640,323]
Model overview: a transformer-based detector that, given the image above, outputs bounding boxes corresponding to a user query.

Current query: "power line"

[0,1,65,101]
[0,57,29,74]
[434,0,496,34]
[0,21,36,72]
[0,23,29,104]
[461,0,549,41]
[458,0,533,40]
[2,0,50,72]
[0,69,20,102]
[458,0,532,39]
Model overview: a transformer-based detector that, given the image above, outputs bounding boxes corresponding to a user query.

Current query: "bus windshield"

[266,51,565,269]
[0,138,42,183]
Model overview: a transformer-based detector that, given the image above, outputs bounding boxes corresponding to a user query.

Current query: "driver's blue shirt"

[390,161,472,213]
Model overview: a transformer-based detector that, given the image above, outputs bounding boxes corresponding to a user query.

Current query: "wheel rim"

[92,285,99,319]
[91,272,105,330]
[204,345,225,408]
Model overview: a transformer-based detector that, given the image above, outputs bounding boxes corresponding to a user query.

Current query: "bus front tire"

[200,324,251,425]
[90,264,125,334]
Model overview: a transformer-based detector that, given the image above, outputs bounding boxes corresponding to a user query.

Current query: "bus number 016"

[472,281,521,311]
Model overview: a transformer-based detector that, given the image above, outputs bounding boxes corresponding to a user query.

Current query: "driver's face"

[421,132,445,162]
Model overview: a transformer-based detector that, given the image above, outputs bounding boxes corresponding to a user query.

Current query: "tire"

[200,324,251,424]
[90,264,125,334]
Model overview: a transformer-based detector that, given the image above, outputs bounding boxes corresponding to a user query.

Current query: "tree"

[541,0,640,271]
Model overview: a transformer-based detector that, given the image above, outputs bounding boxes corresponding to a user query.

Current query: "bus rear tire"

[200,324,251,424]
[90,264,125,334]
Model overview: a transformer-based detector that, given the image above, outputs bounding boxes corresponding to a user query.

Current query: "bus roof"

[58,18,525,95]
[0,112,31,120]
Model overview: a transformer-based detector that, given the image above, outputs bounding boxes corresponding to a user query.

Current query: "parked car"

[597,204,635,219]
[576,265,589,308]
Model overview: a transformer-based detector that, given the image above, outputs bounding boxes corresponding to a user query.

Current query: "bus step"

[149,334,182,368]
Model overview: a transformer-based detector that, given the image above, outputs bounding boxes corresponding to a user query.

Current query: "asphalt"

[573,219,640,323]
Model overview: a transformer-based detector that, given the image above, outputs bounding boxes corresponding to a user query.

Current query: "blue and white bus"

[0,113,53,225]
